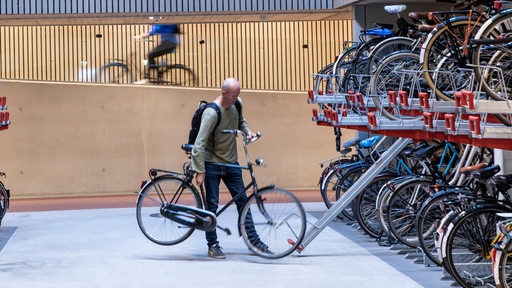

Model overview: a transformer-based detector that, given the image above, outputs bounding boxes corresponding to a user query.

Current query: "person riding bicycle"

[134,23,180,83]
[191,78,271,259]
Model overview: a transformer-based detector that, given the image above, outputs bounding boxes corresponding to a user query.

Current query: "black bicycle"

[0,172,10,227]
[135,130,307,259]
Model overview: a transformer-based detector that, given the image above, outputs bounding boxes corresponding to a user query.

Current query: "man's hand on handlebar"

[221,129,261,143]
[246,131,258,142]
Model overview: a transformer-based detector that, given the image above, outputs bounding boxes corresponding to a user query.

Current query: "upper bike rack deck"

[299,70,512,251]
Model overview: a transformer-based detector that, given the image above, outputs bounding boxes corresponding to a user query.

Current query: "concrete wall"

[0,81,355,198]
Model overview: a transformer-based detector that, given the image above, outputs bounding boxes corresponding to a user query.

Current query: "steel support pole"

[300,137,412,249]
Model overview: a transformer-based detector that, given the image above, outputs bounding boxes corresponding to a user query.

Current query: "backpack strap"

[205,102,221,147]
[206,102,222,129]
[234,100,242,120]
[209,101,241,147]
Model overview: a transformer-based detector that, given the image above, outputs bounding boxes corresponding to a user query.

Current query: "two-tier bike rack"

[298,68,512,250]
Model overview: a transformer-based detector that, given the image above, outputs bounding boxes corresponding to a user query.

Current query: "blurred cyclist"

[134,24,180,83]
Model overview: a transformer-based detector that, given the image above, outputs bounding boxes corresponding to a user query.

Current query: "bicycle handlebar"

[221,130,261,144]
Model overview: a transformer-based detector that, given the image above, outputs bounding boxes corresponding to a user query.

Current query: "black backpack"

[187,100,241,145]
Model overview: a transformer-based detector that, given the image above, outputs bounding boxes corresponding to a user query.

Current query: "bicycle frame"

[142,129,274,233]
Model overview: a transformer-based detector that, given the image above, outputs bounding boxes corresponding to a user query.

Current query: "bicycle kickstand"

[217,225,231,235]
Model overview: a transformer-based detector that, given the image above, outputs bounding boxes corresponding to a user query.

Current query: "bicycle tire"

[471,10,512,126]
[366,37,415,74]
[376,175,417,237]
[239,187,306,259]
[443,204,511,288]
[320,161,356,215]
[369,51,423,121]
[161,64,198,86]
[386,177,434,247]
[421,17,485,101]
[99,62,133,84]
[353,173,397,239]
[136,175,202,246]
[0,181,8,226]
[494,231,512,288]
[332,44,359,93]
[342,37,386,98]
[415,188,472,266]
[313,62,335,101]
[0,181,8,217]
[318,157,354,191]
[331,164,370,220]
[472,9,512,102]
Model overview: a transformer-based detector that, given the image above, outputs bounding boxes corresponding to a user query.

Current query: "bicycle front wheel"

[386,178,434,247]
[136,175,202,246]
[421,18,484,101]
[0,181,9,226]
[239,187,306,259]
[494,234,512,288]
[353,174,397,239]
[161,64,197,86]
[443,205,510,288]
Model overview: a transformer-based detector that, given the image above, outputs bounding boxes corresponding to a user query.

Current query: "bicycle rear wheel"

[472,10,512,102]
[239,187,306,259]
[421,18,484,101]
[0,181,9,226]
[313,62,335,99]
[369,51,423,121]
[494,234,512,288]
[386,178,434,247]
[443,204,510,287]
[136,175,202,246]
[415,189,471,266]
[353,173,397,239]
[161,64,197,86]
[320,161,359,220]
[99,62,133,84]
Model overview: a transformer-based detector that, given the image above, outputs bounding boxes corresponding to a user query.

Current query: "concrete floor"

[0,200,453,288]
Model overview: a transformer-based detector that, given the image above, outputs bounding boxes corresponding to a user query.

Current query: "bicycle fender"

[136,174,188,202]
[476,9,512,39]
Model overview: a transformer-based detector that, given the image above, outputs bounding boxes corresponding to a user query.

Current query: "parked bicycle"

[135,130,307,259]
[0,172,10,227]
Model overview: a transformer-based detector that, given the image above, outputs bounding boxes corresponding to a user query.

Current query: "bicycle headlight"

[255,158,265,167]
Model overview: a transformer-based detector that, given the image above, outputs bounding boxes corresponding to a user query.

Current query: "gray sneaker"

[208,244,226,259]
[253,242,272,254]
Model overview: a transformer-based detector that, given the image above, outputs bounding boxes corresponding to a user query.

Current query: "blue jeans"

[204,161,260,247]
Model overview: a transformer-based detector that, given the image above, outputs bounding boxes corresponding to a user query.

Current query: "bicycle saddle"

[181,144,193,153]
[339,147,353,156]
[342,137,360,149]
[408,11,430,21]
[412,141,445,159]
[359,135,382,149]
[495,174,512,192]
[362,27,394,36]
[401,141,429,157]
[385,5,406,14]
[460,163,487,174]
[470,164,501,181]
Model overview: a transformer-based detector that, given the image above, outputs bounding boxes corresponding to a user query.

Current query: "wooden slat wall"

[0,20,351,90]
